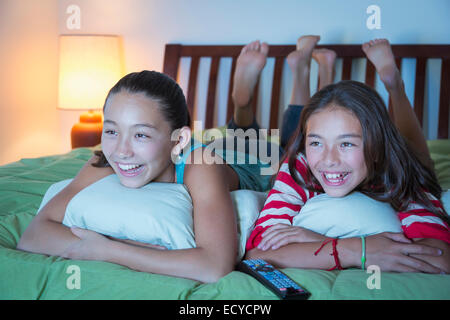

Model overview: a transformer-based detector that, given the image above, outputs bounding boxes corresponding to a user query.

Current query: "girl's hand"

[62,227,168,261]
[258,224,327,251]
[61,227,111,261]
[364,232,443,273]
[410,238,450,274]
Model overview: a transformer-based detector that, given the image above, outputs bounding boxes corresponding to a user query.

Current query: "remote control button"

[256,266,273,272]
[287,287,299,294]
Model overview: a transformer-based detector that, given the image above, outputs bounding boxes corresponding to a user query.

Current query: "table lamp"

[58,34,124,149]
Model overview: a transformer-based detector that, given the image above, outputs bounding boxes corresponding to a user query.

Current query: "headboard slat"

[342,57,352,80]
[252,79,260,116]
[438,58,450,139]
[414,57,426,126]
[187,56,200,119]
[226,57,237,125]
[270,57,284,129]
[365,61,376,88]
[395,57,402,70]
[205,57,220,128]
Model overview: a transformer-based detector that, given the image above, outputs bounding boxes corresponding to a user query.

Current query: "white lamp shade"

[58,35,124,110]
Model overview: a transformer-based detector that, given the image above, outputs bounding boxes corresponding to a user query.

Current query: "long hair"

[284,80,446,220]
[92,70,191,167]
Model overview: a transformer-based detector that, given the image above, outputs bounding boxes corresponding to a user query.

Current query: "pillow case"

[237,191,450,242]
[292,192,402,238]
[38,175,267,260]
[39,175,195,250]
[231,190,267,257]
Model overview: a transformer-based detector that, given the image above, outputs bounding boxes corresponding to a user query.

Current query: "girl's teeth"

[325,172,347,180]
[118,164,141,171]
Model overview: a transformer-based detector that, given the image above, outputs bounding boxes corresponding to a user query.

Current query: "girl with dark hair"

[17,70,251,283]
[245,37,449,274]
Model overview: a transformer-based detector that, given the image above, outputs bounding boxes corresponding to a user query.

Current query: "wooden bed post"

[163,44,182,81]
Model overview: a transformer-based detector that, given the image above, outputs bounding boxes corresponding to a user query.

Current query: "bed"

[1,43,449,300]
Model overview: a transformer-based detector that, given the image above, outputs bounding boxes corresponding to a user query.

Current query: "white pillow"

[231,190,267,258]
[39,175,195,250]
[239,190,449,242]
[293,192,402,238]
[38,175,267,260]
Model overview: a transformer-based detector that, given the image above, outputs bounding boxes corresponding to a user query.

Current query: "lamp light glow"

[58,35,124,148]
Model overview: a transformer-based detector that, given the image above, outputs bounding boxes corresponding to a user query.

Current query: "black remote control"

[238,259,310,300]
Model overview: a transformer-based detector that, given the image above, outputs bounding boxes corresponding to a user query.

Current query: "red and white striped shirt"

[246,153,450,250]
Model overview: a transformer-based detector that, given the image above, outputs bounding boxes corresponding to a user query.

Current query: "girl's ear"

[172,126,191,156]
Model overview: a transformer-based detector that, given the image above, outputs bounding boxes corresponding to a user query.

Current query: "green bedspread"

[0,141,449,300]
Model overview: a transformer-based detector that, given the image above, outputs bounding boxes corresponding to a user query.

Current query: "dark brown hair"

[284,80,446,219]
[92,70,191,167]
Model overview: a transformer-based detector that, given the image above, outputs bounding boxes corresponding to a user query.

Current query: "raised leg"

[287,35,320,106]
[280,36,320,148]
[362,39,432,167]
[312,48,337,90]
[232,40,269,127]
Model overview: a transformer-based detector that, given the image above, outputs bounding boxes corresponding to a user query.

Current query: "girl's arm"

[17,182,85,256]
[397,194,450,273]
[247,198,448,273]
[62,158,238,283]
[17,156,114,255]
[246,154,317,250]
[246,232,444,273]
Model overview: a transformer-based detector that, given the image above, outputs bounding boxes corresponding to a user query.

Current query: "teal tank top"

[174,139,205,184]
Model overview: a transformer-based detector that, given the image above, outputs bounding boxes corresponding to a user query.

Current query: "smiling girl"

[304,105,367,198]
[245,37,450,274]
[17,70,248,283]
[246,80,449,273]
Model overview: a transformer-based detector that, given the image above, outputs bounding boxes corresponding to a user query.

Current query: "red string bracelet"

[314,238,343,271]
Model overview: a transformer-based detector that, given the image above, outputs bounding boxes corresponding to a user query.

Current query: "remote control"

[238,259,310,300]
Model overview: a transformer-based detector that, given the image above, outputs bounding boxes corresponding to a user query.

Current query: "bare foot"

[362,38,402,90]
[312,48,337,89]
[232,40,269,108]
[287,35,320,105]
[312,48,336,70]
[287,35,320,72]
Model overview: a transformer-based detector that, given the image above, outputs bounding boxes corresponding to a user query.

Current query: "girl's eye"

[341,142,354,148]
[135,133,150,139]
[309,141,321,147]
[104,129,117,136]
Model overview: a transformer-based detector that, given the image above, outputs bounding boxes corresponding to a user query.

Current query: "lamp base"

[71,111,103,149]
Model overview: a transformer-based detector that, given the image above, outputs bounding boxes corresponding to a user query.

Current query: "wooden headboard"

[163,44,450,139]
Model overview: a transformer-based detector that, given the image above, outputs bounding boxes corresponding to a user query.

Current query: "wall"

[0,0,60,165]
[1,0,449,165]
